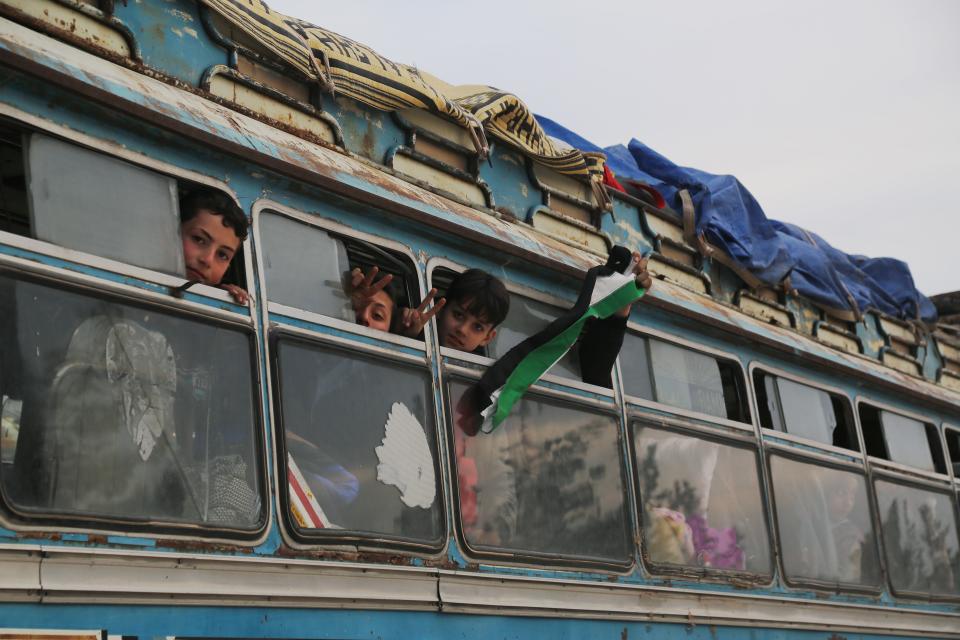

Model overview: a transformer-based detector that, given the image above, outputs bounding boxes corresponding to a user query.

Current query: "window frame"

[252,202,432,355]
[870,467,960,602]
[0,263,270,543]
[442,364,634,572]
[0,108,250,307]
[750,363,863,459]
[764,444,883,595]
[268,327,448,553]
[621,321,755,432]
[629,415,775,585]
[252,203,449,556]
[855,397,948,483]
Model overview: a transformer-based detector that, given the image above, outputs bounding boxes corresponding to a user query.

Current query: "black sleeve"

[578,314,628,388]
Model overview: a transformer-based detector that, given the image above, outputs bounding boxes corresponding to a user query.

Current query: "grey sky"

[269,0,958,296]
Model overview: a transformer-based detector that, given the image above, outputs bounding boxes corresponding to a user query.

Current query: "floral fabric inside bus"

[634,425,771,574]
[449,381,631,563]
[0,275,263,530]
[770,456,881,587]
[875,479,960,597]
[275,339,443,544]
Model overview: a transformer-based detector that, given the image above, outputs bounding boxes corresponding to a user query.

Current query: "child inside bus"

[348,254,652,381]
[179,188,249,304]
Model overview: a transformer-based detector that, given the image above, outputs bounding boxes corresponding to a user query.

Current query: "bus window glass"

[770,456,880,587]
[0,275,262,530]
[276,340,442,543]
[775,377,836,445]
[649,339,727,418]
[619,333,654,401]
[448,381,631,562]
[488,294,580,380]
[634,425,771,574]
[875,479,960,596]
[260,212,351,319]
[881,411,935,472]
[25,134,185,276]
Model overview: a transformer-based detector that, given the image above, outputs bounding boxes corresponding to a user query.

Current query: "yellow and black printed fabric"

[198,0,600,181]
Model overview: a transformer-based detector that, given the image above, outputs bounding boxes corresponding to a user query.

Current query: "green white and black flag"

[471,246,644,434]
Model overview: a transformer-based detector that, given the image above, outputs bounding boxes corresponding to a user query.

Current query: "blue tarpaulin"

[536,114,936,323]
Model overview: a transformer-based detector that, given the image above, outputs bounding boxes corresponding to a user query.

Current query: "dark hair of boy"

[180,188,249,241]
[445,268,510,327]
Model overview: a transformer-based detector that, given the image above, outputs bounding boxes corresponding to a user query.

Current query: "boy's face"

[355,289,394,333]
[180,209,241,286]
[437,299,497,352]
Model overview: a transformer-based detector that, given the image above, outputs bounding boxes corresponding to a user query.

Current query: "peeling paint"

[168,8,195,22]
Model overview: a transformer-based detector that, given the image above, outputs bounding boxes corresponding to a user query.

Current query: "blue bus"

[0,1,957,638]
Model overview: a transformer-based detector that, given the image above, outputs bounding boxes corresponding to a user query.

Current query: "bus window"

[754,372,858,450]
[487,293,581,380]
[448,381,631,564]
[859,404,943,473]
[634,425,771,575]
[620,333,748,422]
[874,479,960,597]
[25,133,185,276]
[0,274,263,532]
[259,212,418,334]
[274,338,443,545]
[769,456,880,588]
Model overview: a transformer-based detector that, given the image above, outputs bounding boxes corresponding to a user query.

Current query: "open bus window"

[0,124,28,236]
[620,333,749,422]
[874,479,960,597]
[0,274,264,532]
[448,380,632,564]
[945,426,960,478]
[25,133,186,275]
[769,456,881,588]
[259,211,417,334]
[634,425,771,575]
[274,338,443,545]
[1,123,250,293]
[859,404,944,473]
[753,371,858,451]
[487,292,580,380]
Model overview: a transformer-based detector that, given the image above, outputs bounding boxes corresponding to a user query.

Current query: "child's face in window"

[355,289,394,333]
[180,209,240,286]
[438,299,497,352]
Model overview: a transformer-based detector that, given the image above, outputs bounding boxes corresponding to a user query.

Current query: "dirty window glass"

[449,381,630,562]
[634,425,770,574]
[875,480,960,596]
[881,411,935,472]
[260,212,352,320]
[25,134,184,275]
[0,275,262,530]
[650,339,727,418]
[770,457,880,587]
[776,377,837,445]
[488,294,580,380]
[276,339,442,543]
[619,333,654,400]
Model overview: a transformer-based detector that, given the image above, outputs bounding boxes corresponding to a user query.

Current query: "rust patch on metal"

[156,538,255,554]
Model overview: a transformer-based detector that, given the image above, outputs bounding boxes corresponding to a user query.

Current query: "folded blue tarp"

[537,114,936,322]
